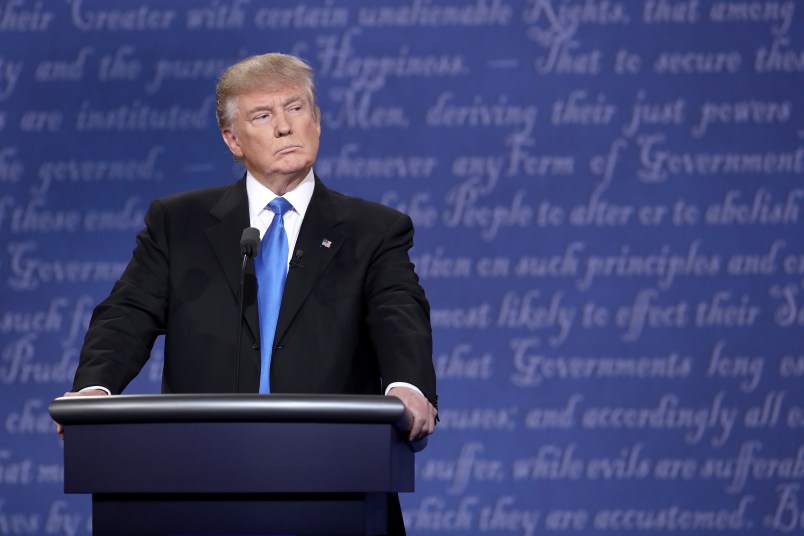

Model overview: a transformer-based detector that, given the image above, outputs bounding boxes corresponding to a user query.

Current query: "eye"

[251,113,271,123]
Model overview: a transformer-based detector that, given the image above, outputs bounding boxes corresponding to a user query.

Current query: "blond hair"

[215,53,318,129]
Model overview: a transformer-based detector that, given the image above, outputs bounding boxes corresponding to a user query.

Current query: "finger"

[409,414,423,441]
[412,402,435,439]
[421,413,436,438]
[412,406,434,440]
[410,406,428,440]
[423,415,435,437]
[429,407,438,433]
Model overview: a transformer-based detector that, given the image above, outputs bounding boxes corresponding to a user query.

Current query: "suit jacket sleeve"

[72,199,170,394]
[363,212,437,407]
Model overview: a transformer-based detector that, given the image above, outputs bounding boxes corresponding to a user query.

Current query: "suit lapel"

[274,178,345,345]
[204,178,260,339]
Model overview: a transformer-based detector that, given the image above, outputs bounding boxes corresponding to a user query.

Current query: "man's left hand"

[387,387,437,441]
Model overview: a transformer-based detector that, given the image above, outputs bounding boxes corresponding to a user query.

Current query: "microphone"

[240,227,260,259]
[234,227,260,392]
[289,249,304,269]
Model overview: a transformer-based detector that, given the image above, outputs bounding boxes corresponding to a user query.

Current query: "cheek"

[307,130,320,153]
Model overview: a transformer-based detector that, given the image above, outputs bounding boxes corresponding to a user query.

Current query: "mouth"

[275,144,301,155]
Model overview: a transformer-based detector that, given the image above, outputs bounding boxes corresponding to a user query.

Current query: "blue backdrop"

[2,0,804,534]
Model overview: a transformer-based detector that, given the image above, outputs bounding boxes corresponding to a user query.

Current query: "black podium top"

[50,393,408,428]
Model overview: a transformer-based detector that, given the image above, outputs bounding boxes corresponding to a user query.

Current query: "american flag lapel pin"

[321,238,332,248]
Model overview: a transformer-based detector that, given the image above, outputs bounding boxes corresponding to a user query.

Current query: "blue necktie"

[255,197,293,394]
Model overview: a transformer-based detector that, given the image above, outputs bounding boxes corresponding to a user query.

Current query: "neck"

[253,168,310,196]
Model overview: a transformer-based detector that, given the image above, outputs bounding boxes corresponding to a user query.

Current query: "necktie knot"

[268,197,293,217]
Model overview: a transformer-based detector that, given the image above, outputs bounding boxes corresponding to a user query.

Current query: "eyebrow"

[245,94,304,117]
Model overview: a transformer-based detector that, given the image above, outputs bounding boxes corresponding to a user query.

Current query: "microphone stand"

[234,227,260,392]
[233,253,249,392]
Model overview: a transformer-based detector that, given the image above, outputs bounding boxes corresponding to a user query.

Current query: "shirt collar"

[246,168,315,218]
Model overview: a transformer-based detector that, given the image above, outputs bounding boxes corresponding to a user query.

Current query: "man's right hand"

[55,389,109,439]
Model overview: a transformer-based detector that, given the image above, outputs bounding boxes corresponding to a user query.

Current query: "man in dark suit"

[59,53,437,534]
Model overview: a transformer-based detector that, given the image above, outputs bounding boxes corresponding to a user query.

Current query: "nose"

[274,111,292,137]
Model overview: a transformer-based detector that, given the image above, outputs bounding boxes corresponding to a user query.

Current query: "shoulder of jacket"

[326,185,408,224]
[152,182,236,213]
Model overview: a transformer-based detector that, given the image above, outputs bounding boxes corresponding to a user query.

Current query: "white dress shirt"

[246,168,315,269]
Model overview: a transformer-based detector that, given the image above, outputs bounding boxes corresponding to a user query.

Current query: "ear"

[221,128,244,159]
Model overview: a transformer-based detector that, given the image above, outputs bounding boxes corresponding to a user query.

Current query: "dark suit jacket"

[73,176,437,406]
[73,176,432,535]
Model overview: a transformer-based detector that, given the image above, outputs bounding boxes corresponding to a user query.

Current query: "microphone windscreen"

[240,227,261,258]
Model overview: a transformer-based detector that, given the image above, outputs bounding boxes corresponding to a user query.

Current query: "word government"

[637,134,804,182]
[7,242,127,291]
[511,339,692,386]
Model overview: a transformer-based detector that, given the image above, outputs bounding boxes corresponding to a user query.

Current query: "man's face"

[221,84,320,189]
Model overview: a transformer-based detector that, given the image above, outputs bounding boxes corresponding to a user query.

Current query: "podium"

[49,394,418,535]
